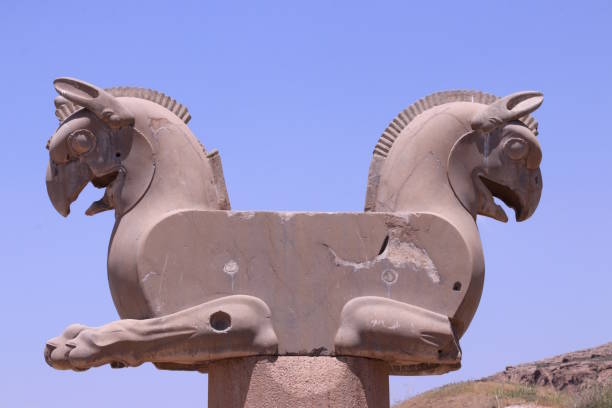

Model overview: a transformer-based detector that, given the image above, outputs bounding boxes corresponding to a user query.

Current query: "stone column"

[208,356,390,408]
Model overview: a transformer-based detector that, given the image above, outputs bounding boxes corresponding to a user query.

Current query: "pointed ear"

[472,91,543,132]
[504,91,544,117]
[53,77,100,103]
[53,77,134,129]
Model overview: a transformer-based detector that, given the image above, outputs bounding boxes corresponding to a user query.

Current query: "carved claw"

[45,323,90,370]
[44,295,278,371]
[45,325,125,371]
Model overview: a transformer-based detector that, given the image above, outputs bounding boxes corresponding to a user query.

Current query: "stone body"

[43,78,544,377]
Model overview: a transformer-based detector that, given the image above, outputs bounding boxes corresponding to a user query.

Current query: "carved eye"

[68,129,96,155]
[503,137,529,160]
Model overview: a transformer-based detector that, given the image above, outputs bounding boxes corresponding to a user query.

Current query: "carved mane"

[372,90,538,158]
[365,90,540,211]
[55,87,191,124]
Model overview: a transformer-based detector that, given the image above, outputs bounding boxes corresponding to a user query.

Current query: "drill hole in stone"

[210,311,232,332]
[381,269,398,285]
[453,281,462,291]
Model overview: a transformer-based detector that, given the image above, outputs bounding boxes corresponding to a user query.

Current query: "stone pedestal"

[208,356,390,408]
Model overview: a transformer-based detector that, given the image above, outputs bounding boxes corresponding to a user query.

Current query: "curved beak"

[46,160,92,217]
[516,168,542,221]
[480,167,542,222]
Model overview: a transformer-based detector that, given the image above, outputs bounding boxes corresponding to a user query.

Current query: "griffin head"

[46,78,135,217]
[448,91,544,222]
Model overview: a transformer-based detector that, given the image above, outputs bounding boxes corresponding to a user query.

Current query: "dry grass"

[393,380,576,408]
[572,384,612,408]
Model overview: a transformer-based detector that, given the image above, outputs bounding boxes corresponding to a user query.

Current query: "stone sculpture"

[44,78,543,378]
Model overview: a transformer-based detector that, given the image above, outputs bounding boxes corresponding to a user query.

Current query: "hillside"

[395,342,612,408]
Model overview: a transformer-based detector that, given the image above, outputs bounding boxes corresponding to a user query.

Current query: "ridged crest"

[54,87,191,124]
[372,90,539,158]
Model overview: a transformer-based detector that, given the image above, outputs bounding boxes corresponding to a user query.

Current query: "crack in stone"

[324,236,440,283]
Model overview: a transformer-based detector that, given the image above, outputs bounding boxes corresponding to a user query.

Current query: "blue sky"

[1,1,610,406]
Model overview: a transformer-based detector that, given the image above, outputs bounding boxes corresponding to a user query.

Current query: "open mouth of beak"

[85,170,121,216]
[479,175,527,222]
[46,159,123,217]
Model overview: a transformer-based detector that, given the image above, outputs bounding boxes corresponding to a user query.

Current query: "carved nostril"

[210,311,231,332]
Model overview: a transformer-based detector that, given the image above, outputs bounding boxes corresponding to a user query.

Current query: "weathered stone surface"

[488,342,612,392]
[208,356,389,408]
[45,295,278,371]
[137,210,469,364]
[43,78,545,378]
[335,296,460,374]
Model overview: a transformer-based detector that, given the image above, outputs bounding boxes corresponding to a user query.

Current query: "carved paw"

[44,296,279,372]
[44,323,129,371]
[334,296,461,370]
